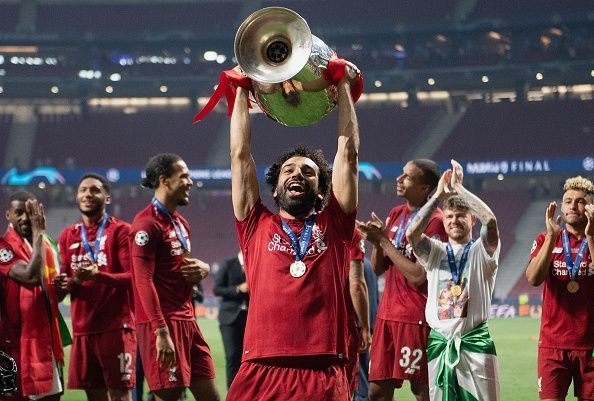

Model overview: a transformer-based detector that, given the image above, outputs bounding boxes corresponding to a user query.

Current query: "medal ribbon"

[152,198,189,253]
[562,229,588,281]
[80,212,109,264]
[446,240,475,285]
[393,209,419,249]
[280,214,316,262]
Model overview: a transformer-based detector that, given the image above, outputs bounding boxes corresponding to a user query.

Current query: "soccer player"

[57,173,136,401]
[0,190,64,401]
[526,176,594,401]
[356,159,446,401]
[407,160,501,401]
[346,231,372,399]
[130,153,219,401]
[226,62,360,400]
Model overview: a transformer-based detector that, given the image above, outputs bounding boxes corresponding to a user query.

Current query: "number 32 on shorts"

[399,346,423,375]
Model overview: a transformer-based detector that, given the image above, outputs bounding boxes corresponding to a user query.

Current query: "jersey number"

[118,352,133,374]
[399,347,423,370]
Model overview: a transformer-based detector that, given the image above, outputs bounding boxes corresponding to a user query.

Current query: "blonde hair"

[563,176,594,196]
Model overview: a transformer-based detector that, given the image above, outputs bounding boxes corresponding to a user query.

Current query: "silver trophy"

[234,7,338,127]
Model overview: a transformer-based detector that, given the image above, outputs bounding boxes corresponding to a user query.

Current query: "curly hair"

[442,195,470,212]
[141,153,182,189]
[265,144,331,211]
[563,176,594,197]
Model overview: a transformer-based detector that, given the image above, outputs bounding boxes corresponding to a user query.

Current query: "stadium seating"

[36,2,241,34]
[472,0,593,20]
[33,111,225,168]
[433,99,594,160]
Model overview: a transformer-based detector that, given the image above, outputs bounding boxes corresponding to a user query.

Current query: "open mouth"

[286,181,305,197]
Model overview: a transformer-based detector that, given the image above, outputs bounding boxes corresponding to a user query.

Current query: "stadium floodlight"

[105,86,114,93]
[50,86,59,94]
[536,72,544,80]
[427,78,435,86]
[482,75,489,83]
[591,70,594,77]
[0,55,3,65]
[159,85,168,93]
[216,54,227,64]
[0,86,3,94]
[374,80,382,88]
[203,51,218,61]
[110,73,122,82]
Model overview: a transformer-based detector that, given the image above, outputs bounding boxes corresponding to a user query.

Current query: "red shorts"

[346,328,360,391]
[369,318,429,385]
[226,360,349,401]
[538,347,594,400]
[1,345,26,401]
[137,320,215,391]
[67,329,136,390]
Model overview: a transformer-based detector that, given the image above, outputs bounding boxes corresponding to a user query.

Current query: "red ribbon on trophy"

[192,69,254,124]
[192,58,362,124]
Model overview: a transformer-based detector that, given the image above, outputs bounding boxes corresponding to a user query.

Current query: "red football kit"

[0,226,64,398]
[530,230,594,399]
[346,230,365,391]
[226,193,355,401]
[369,204,446,385]
[130,203,214,390]
[58,215,136,389]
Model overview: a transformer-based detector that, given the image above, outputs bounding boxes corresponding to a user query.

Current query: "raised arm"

[407,171,451,263]
[8,200,46,286]
[526,202,561,286]
[230,87,260,221]
[450,160,499,257]
[586,204,594,263]
[332,65,360,215]
[349,259,371,352]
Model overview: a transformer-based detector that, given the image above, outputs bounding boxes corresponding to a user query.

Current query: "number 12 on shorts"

[399,347,422,375]
[118,353,133,376]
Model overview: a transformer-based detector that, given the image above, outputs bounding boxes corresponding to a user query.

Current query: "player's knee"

[107,389,132,401]
[368,381,390,401]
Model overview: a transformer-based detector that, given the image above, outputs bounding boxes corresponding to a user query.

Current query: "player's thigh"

[538,347,573,400]
[95,329,137,390]
[189,378,220,401]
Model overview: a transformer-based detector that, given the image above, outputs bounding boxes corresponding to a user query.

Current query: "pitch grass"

[61,318,545,401]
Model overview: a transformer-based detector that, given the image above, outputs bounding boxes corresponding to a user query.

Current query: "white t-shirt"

[416,237,500,339]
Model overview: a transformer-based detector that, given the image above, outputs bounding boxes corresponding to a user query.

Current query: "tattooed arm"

[406,170,451,264]
[450,160,499,257]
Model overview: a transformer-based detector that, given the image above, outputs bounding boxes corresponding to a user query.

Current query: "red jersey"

[58,216,134,336]
[377,204,446,324]
[236,194,355,362]
[346,231,365,328]
[130,204,194,330]
[530,231,594,349]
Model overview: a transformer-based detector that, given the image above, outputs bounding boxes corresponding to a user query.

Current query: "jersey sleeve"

[530,232,547,260]
[235,198,268,249]
[325,192,356,243]
[415,237,444,272]
[349,230,365,262]
[58,229,72,278]
[0,242,22,277]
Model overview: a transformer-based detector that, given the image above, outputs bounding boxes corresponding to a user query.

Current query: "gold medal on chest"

[567,280,579,293]
[290,261,307,278]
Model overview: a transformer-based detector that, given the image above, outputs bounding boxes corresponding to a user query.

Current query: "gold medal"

[450,285,462,297]
[567,280,579,293]
[289,261,307,278]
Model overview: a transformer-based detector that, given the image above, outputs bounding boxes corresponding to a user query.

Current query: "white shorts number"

[118,352,133,374]
[399,346,423,371]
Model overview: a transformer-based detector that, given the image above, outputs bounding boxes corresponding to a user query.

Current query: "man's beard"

[276,185,317,218]
[79,204,103,218]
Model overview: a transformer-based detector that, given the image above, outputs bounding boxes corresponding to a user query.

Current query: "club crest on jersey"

[0,248,14,263]
[135,231,149,246]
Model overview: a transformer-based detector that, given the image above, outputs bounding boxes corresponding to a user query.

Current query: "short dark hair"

[79,173,110,194]
[442,195,470,212]
[8,190,36,206]
[411,159,440,190]
[141,153,182,189]
[265,144,331,211]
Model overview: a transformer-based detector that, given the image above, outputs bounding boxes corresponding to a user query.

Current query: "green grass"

[61,318,542,401]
